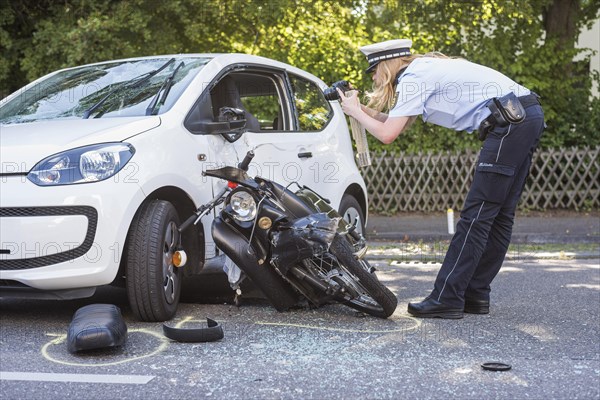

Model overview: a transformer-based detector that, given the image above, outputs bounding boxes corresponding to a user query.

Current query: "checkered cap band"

[367,49,411,63]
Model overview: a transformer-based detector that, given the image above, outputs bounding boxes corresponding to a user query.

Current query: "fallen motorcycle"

[177,150,397,318]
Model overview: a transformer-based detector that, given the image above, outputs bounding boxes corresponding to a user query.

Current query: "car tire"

[338,195,365,236]
[126,200,182,322]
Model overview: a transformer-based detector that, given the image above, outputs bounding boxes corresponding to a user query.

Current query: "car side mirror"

[187,120,246,135]
[185,106,247,142]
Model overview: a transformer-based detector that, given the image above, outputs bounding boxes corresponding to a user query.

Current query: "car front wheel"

[126,200,182,322]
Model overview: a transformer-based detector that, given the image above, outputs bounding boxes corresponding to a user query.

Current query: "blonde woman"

[338,39,545,319]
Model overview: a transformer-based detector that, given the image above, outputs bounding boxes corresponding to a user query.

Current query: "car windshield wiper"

[82,58,176,119]
[145,61,185,116]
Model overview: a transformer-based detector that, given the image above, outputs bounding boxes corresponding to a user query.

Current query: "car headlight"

[229,190,257,222]
[27,143,135,186]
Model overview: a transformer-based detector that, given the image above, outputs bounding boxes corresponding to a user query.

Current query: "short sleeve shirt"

[388,58,530,132]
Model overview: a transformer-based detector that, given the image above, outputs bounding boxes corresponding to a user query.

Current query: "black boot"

[407,298,464,319]
[464,297,490,314]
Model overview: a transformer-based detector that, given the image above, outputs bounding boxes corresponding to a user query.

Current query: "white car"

[0,54,368,321]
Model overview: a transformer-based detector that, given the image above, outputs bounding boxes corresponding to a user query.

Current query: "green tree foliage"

[360,0,600,152]
[1,0,598,152]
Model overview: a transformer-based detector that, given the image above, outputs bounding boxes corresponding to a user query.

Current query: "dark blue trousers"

[429,104,545,308]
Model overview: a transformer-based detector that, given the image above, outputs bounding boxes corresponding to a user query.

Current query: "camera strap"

[340,89,371,167]
[344,90,371,169]
[349,115,371,167]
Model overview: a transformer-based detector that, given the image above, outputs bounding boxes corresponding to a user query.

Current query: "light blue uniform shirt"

[388,58,530,132]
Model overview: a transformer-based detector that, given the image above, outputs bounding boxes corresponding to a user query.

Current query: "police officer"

[337,39,545,318]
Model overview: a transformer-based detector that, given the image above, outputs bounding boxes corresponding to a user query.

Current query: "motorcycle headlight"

[27,143,135,186]
[230,190,257,222]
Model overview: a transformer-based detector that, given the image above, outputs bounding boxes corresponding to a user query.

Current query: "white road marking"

[0,371,154,384]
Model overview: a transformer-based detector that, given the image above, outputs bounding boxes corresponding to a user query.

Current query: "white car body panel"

[0,174,146,289]
[1,215,87,259]
[0,117,161,173]
[0,53,368,299]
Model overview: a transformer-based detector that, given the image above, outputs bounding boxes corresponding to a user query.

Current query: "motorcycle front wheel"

[311,235,398,318]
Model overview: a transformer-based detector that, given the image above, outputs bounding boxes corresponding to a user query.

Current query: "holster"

[479,92,528,141]
[488,92,527,127]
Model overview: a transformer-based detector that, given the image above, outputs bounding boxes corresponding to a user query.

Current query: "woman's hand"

[337,88,361,118]
[335,87,411,144]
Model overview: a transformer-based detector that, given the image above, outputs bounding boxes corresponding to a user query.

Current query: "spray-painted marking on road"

[0,371,154,384]
[41,317,199,367]
[41,329,168,367]
[255,315,421,333]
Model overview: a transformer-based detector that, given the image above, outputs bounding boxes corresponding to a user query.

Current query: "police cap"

[360,39,412,73]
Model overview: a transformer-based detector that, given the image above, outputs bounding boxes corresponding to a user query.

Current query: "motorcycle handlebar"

[179,186,230,233]
[179,213,198,232]
[238,150,255,171]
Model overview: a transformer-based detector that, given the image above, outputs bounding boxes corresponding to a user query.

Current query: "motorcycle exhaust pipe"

[212,218,298,311]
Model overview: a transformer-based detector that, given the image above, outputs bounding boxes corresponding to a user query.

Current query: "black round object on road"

[163,317,224,342]
[481,362,512,371]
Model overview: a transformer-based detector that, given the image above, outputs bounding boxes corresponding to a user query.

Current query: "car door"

[217,68,340,199]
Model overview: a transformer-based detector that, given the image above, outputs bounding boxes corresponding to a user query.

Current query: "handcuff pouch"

[487,92,527,127]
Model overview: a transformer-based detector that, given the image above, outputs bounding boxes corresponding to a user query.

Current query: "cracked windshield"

[0,56,210,124]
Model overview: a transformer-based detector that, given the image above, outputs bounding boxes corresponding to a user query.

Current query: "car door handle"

[298,152,313,159]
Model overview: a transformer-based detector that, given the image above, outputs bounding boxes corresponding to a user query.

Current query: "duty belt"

[478,93,540,141]
[517,93,541,109]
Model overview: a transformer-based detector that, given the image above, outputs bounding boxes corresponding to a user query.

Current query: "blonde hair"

[366,52,451,112]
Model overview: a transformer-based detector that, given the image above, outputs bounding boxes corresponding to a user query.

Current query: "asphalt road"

[1,256,599,399]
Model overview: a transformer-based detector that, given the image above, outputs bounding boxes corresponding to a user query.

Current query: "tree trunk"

[543,0,580,45]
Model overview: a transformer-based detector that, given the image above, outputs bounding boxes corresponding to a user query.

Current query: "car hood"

[0,117,161,173]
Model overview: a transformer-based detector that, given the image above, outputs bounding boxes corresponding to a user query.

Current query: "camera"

[323,80,352,101]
